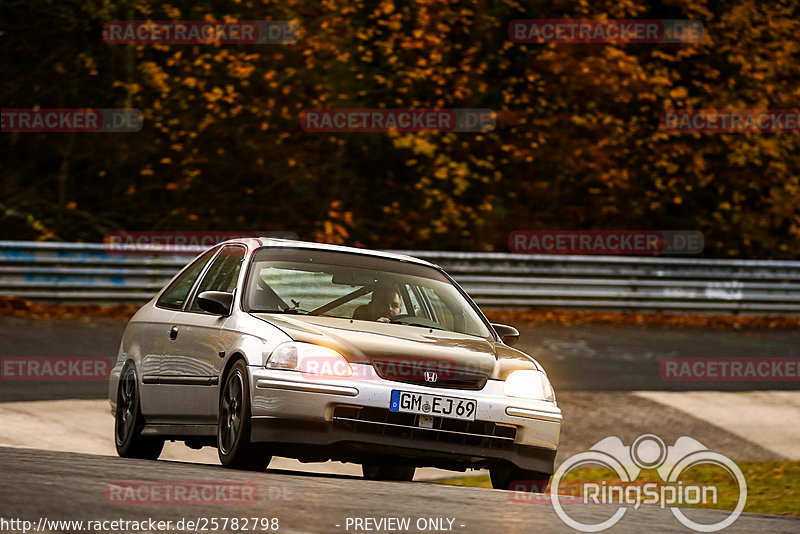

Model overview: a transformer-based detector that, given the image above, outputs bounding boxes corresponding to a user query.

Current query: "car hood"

[251,313,540,380]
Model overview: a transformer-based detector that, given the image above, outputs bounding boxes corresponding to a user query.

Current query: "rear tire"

[218,360,271,471]
[490,465,550,492]
[362,463,416,481]
[115,364,164,460]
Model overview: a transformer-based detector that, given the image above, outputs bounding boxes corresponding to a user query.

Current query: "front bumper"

[248,364,561,472]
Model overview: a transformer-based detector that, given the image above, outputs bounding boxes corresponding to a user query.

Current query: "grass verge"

[435,461,800,517]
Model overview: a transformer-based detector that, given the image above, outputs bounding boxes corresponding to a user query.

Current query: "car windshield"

[244,247,493,339]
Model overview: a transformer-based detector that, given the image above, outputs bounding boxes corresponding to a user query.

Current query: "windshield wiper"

[408,323,446,331]
[390,318,446,331]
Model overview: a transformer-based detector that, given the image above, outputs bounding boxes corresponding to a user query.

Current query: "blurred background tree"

[1,0,798,257]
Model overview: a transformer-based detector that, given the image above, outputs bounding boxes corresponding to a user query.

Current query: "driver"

[353,285,403,323]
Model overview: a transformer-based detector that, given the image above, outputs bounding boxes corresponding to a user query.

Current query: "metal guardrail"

[1,241,799,314]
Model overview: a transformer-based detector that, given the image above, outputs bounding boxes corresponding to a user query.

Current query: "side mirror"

[492,323,520,346]
[197,291,233,316]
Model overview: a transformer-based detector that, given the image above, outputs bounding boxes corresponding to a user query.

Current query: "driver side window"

[188,245,245,312]
[156,248,217,310]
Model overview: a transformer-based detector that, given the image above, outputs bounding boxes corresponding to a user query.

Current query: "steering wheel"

[388,314,418,322]
[389,315,443,329]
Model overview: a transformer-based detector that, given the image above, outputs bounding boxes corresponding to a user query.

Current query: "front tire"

[490,465,550,492]
[218,360,271,470]
[362,463,416,481]
[115,364,164,460]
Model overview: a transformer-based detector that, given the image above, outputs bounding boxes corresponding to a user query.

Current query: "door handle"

[169,326,179,340]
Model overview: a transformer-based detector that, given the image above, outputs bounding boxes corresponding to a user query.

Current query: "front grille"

[332,406,516,450]
[372,359,488,390]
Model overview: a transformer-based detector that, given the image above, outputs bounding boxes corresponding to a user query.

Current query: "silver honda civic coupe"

[108,238,561,490]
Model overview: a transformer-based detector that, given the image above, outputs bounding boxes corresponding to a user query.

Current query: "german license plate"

[390,390,477,421]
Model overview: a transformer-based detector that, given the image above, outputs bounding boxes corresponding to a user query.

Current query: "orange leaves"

[37,0,790,258]
[140,61,170,96]
[316,201,354,245]
[226,61,255,79]
[670,87,688,100]
[379,0,395,15]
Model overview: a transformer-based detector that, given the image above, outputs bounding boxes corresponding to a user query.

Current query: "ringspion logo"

[549,434,747,532]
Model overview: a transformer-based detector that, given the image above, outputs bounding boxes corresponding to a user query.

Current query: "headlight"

[504,370,555,402]
[265,341,353,377]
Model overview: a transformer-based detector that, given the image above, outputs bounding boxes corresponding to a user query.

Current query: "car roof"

[219,237,438,269]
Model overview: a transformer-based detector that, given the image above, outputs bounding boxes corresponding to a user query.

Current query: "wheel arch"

[219,352,248,402]
[110,357,139,413]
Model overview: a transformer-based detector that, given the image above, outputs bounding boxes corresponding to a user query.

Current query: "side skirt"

[141,424,216,437]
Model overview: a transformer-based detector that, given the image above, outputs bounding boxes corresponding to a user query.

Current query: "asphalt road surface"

[1,447,797,534]
[2,316,798,533]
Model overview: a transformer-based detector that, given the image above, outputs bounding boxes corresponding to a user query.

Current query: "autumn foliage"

[1,0,798,258]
